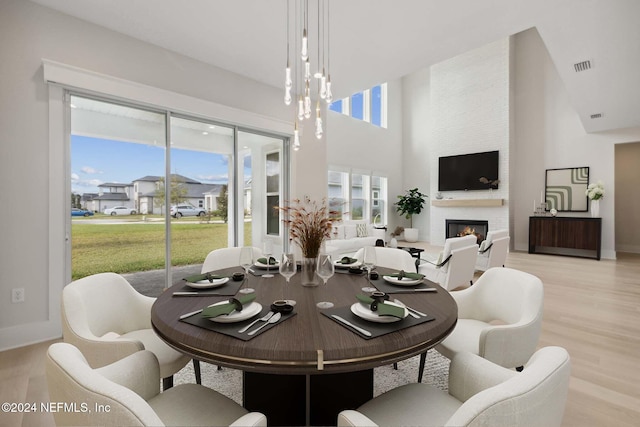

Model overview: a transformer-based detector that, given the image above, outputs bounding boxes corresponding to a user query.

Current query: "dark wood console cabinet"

[529,216,601,260]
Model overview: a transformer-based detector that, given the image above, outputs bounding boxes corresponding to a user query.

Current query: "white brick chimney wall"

[428,38,511,245]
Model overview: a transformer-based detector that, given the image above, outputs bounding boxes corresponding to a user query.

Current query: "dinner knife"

[388,288,437,293]
[331,315,372,337]
[173,291,227,296]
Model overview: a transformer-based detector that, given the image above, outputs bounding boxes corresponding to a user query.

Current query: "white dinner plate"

[208,301,262,323]
[382,275,424,287]
[254,260,279,269]
[333,260,361,268]
[350,302,408,323]
[184,277,230,289]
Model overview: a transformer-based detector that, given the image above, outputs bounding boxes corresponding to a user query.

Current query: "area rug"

[174,351,450,406]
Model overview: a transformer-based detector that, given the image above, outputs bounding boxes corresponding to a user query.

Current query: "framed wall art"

[545,167,589,212]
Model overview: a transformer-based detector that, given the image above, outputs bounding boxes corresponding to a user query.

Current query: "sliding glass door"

[70,96,167,282]
[69,94,288,289]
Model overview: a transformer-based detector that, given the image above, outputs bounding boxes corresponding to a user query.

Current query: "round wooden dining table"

[152,265,457,426]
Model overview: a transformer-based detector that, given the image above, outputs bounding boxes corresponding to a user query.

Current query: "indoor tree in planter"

[395,188,427,243]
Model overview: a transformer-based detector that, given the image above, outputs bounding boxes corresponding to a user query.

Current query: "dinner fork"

[238,311,274,333]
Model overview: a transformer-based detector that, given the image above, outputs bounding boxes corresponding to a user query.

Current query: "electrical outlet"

[11,288,25,303]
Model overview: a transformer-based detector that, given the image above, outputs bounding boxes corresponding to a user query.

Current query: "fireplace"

[446,219,489,245]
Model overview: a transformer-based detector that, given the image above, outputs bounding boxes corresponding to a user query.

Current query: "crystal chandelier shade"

[284,0,332,150]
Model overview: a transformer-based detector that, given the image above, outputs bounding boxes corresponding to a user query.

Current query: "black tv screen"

[438,150,499,191]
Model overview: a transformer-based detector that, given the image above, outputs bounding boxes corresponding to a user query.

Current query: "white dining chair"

[46,342,267,427]
[201,246,264,273]
[475,229,510,271]
[435,267,544,370]
[353,246,417,272]
[338,346,571,427]
[417,235,478,291]
[61,272,196,390]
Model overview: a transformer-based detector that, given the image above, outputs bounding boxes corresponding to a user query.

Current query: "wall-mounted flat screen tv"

[438,150,499,191]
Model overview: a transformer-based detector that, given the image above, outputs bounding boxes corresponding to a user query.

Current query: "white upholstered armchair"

[418,235,478,290]
[46,342,267,427]
[201,246,264,273]
[435,267,544,369]
[475,229,510,271]
[61,272,194,389]
[338,346,571,427]
[353,246,417,272]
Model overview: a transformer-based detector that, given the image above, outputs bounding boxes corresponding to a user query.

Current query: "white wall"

[512,28,640,258]
[0,0,323,349]
[401,69,432,242]
[403,39,511,245]
[326,79,404,234]
[401,27,640,258]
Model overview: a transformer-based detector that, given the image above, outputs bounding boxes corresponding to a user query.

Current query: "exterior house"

[133,174,223,214]
[92,182,134,213]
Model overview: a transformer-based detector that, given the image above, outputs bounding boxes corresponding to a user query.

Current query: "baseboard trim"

[0,320,61,352]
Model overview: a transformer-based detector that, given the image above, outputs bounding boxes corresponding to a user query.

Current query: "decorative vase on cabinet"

[590,199,600,218]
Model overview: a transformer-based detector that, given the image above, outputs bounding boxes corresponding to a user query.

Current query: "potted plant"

[394,188,427,242]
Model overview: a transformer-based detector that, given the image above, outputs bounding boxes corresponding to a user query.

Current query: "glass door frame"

[65,90,291,288]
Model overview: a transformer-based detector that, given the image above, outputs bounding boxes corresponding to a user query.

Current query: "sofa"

[325,220,386,257]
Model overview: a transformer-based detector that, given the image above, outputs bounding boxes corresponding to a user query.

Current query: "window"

[328,170,348,220]
[329,83,387,128]
[351,92,365,120]
[328,169,387,224]
[69,95,288,284]
[265,151,280,235]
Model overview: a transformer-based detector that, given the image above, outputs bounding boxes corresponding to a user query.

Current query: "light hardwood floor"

[1,249,639,427]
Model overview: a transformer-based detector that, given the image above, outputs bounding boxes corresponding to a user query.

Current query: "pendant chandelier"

[284,0,333,151]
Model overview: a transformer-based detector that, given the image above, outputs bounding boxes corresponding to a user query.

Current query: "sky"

[71,135,250,194]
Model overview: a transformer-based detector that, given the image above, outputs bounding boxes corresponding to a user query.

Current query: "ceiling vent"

[574,60,592,72]
[590,113,602,119]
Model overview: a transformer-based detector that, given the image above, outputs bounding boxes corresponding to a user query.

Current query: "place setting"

[332,256,363,274]
[172,270,245,297]
[368,269,439,294]
[179,292,297,341]
[321,290,435,339]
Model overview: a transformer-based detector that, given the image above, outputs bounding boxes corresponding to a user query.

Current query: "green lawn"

[71,222,252,279]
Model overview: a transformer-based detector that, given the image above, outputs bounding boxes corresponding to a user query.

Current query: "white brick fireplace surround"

[427,38,511,246]
[432,204,508,246]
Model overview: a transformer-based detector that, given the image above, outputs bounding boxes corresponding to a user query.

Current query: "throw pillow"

[356,223,369,237]
[344,225,357,239]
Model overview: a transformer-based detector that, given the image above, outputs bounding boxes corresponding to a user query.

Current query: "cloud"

[197,174,228,183]
[73,178,104,188]
[81,166,102,174]
[71,173,80,181]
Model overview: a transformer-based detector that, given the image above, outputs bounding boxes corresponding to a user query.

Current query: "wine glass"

[238,246,254,294]
[362,246,377,292]
[279,253,296,304]
[316,254,335,309]
[262,240,274,278]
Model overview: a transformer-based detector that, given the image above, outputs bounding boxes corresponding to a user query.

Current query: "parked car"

[104,206,137,216]
[71,208,94,217]
[170,204,206,218]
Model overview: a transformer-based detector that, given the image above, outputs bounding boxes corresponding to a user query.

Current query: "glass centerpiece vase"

[278,197,338,287]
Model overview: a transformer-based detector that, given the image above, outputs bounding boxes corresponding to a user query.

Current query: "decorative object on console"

[395,188,427,243]
[389,226,404,248]
[586,180,604,218]
[545,167,589,212]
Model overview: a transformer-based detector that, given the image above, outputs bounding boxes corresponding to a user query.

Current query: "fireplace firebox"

[446,219,489,245]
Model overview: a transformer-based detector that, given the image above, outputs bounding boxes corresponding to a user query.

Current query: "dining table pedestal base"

[243,369,374,426]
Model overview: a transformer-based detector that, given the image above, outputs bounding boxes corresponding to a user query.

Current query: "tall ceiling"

[29,0,640,133]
